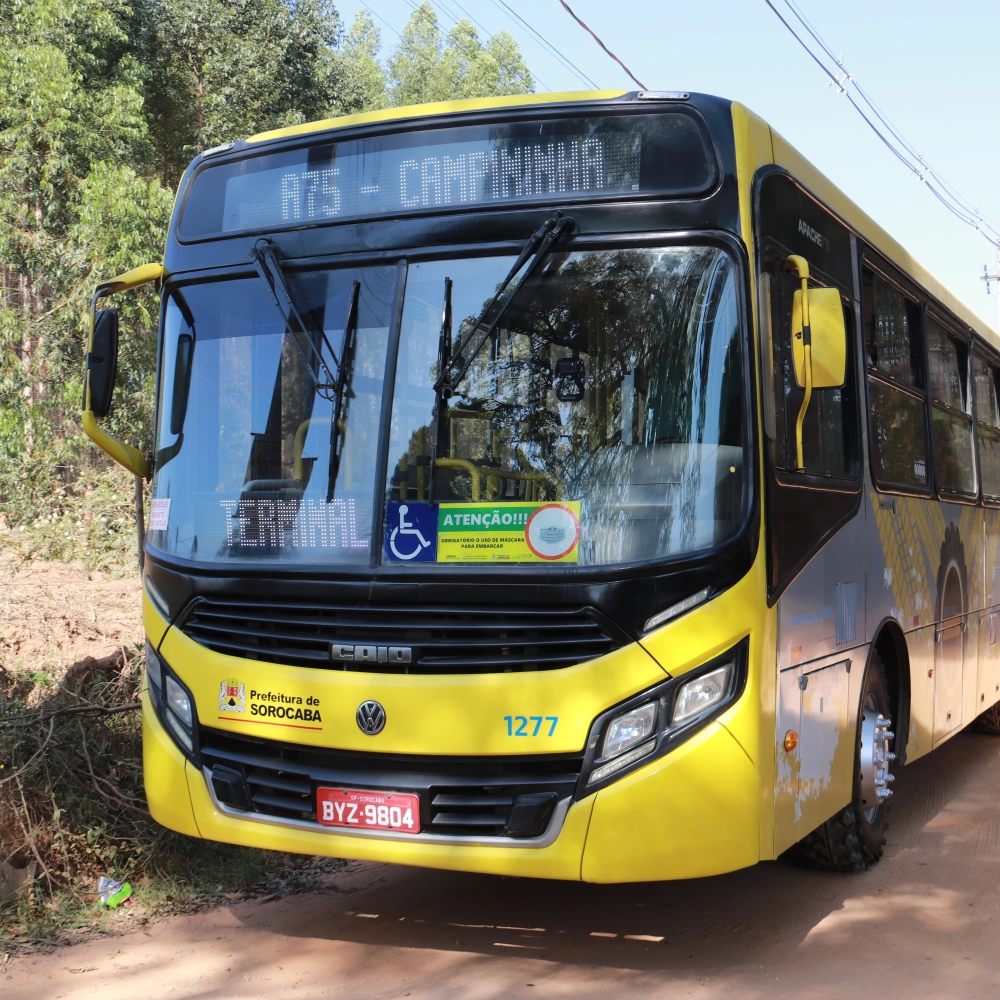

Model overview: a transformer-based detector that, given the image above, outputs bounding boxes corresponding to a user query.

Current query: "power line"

[555,0,647,90]
[486,0,599,89]
[361,2,402,38]
[763,0,1000,248]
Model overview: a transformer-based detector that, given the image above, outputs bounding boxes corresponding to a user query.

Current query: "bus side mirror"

[87,308,119,418]
[83,261,163,480]
[791,287,846,389]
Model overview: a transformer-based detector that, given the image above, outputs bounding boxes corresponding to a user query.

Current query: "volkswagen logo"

[356,700,386,735]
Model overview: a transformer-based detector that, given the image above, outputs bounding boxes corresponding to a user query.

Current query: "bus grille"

[179,598,624,673]
[199,727,582,838]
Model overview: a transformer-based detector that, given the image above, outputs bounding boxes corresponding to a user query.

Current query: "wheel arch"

[867,617,911,764]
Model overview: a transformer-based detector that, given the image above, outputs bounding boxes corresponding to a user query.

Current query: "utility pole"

[981,240,1000,330]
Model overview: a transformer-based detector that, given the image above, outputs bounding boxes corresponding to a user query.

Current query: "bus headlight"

[579,640,747,795]
[671,664,732,725]
[146,649,199,762]
[602,703,657,759]
[166,675,193,729]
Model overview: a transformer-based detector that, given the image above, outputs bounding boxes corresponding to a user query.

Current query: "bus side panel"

[980,508,1000,709]
[772,511,866,851]
[867,493,985,760]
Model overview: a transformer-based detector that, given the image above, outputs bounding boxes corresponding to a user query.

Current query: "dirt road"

[6,727,1000,999]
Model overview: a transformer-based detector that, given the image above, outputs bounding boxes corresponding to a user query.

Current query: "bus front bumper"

[143,688,760,882]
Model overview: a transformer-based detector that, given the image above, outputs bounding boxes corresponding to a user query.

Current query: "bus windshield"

[148,244,747,568]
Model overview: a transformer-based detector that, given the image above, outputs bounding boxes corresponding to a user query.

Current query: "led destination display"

[223,131,638,232]
[179,112,716,239]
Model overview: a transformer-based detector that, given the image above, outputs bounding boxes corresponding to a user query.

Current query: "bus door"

[755,172,864,849]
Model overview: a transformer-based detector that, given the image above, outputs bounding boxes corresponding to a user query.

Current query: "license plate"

[316,787,421,834]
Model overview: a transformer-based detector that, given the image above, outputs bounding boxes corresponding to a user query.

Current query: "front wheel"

[799,651,896,871]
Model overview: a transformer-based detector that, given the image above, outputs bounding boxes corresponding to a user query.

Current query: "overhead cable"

[764,0,1000,246]
[361,3,401,37]
[555,0,647,90]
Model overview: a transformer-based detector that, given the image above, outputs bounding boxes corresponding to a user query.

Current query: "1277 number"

[504,715,558,737]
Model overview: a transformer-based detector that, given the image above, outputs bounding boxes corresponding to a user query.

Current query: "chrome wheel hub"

[859,697,895,819]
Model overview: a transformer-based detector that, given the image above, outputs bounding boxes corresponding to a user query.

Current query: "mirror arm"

[82,263,163,480]
[785,255,812,472]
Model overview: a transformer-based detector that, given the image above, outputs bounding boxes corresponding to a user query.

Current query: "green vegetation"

[0,0,534,939]
[0,0,534,538]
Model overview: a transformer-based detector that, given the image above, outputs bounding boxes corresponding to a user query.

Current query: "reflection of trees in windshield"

[389,246,746,565]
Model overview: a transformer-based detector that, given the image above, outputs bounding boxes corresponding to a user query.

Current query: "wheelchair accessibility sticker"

[383,503,437,562]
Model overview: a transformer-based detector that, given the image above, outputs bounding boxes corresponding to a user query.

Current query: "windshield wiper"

[249,239,361,501]
[427,215,573,503]
[328,280,360,501]
[249,238,340,398]
[433,213,574,401]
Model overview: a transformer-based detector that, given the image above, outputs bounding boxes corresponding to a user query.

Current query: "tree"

[135,0,349,183]
[338,10,388,114]
[0,0,151,481]
[0,0,537,529]
[388,2,533,107]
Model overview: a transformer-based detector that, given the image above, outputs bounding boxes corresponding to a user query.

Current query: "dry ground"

[0,557,141,678]
[4,718,1000,999]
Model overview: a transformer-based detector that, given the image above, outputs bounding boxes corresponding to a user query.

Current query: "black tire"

[799,651,894,871]
[975,702,1000,734]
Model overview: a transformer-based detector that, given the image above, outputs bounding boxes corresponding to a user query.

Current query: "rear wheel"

[799,651,895,871]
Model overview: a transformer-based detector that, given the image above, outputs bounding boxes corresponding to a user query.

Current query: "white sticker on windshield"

[148,498,171,531]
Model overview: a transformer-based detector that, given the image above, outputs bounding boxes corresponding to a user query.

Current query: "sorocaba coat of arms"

[219,678,245,714]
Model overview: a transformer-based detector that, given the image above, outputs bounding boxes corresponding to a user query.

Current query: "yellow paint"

[142,690,200,837]
[869,493,994,761]
[82,410,149,480]
[95,262,163,296]
[146,551,773,878]
[158,625,668,756]
[732,101,780,861]
[791,287,846,389]
[142,586,170,649]
[245,91,628,144]
[581,722,759,881]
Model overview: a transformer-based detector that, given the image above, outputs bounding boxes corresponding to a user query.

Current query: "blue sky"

[361,0,1000,330]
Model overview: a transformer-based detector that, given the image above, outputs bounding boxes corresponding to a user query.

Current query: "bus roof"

[245,90,629,145]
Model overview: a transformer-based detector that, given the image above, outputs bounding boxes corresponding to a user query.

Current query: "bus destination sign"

[222,130,641,232]
[178,113,716,239]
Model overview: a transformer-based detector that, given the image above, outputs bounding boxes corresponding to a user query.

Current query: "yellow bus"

[83,90,1000,881]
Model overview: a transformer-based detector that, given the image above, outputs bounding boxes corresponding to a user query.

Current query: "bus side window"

[974,350,1000,499]
[766,257,854,477]
[863,267,930,492]
[926,315,976,496]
